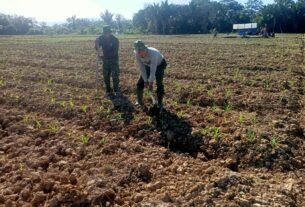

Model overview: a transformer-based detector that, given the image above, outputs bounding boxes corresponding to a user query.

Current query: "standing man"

[95,25,120,95]
[134,40,167,109]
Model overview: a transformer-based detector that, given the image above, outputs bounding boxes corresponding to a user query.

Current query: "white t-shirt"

[134,47,164,82]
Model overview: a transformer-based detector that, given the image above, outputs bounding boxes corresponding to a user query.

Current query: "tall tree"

[100,9,114,26]
[245,0,263,20]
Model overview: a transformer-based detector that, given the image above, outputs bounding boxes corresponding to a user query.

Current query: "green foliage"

[81,105,88,113]
[177,110,185,118]
[200,127,209,136]
[224,102,233,112]
[270,137,278,149]
[247,129,256,142]
[69,98,75,109]
[80,134,90,144]
[1,0,305,35]
[48,123,59,134]
[212,127,221,141]
[99,137,107,147]
[0,79,5,87]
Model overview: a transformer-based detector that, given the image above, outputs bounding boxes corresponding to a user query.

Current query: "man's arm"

[95,37,103,59]
[115,37,119,53]
[148,55,159,83]
[94,38,100,51]
[135,52,148,82]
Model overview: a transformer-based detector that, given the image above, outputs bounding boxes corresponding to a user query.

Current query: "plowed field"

[0,34,305,206]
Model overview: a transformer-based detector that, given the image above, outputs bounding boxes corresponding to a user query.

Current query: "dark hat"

[103,25,112,34]
[134,40,147,51]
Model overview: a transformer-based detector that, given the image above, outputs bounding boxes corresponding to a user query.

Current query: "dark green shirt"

[98,34,119,60]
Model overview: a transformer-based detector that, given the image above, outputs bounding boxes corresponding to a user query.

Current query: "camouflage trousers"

[102,58,120,92]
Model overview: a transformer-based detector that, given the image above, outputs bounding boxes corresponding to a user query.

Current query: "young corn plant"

[69,98,75,109]
[106,107,112,114]
[225,88,232,99]
[47,79,54,85]
[239,112,245,124]
[270,137,278,149]
[0,79,5,87]
[207,113,215,122]
[207,89,214,97]
[23,115,31,125]
[263,79,271,90]
[48,123,59,134]
[96,105,106,113]
[33,119,42,129]
[146,116,153,126]
[224,102,232,112]
[99,137,107,147]
[111,113,123,122]
[177,110,185,119]
[81,104,88,113]
[200,127,209,136]
[172,99,178,107]
[79,134,90,144]
[59,100,66,108]
[50,97,56,104]
[212,127,221,141]
[247,129,256,143]
[186,99,192,106]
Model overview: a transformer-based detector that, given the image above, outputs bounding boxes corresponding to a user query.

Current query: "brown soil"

[0,35,304,206]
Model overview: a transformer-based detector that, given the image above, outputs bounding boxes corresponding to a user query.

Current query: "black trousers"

[136,59,167,97]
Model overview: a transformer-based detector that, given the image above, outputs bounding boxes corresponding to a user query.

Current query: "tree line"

[1,0,305,35]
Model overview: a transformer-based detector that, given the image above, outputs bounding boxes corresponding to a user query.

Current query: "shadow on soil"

[108,93,135,123]
[150,109,203,157]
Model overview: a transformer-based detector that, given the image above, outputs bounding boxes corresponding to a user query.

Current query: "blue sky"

[0,0,273,24]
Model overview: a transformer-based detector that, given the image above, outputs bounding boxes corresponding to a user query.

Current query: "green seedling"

[200,127,209,136]
[207,89,213,97]
[133,114,140,122]
[186,99,192,106]
[48,123,59,133]
[212,127,220,141]
[207,113,215,121]
[225,88,232,98]
[47,79,54,85]
[239,112,245,124]
[50,97,56,104]
[263,79,271,89]
[112,113,123,121]
[270,137,278,149]
[80,134,90,144]
[59,100,66,108]
[247,129,256,143]
[0,79,5,87]
[23,115,31,124]
[106,107,112,114]
[34,120,42,129]
[99,137,107,147]
[69,98,75,108]
[172,100,178,107]
[96,105,104,113]
[177,110,185,118]
[224,102,232,112]
[81,105,88,113]
[146,116,153,126]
